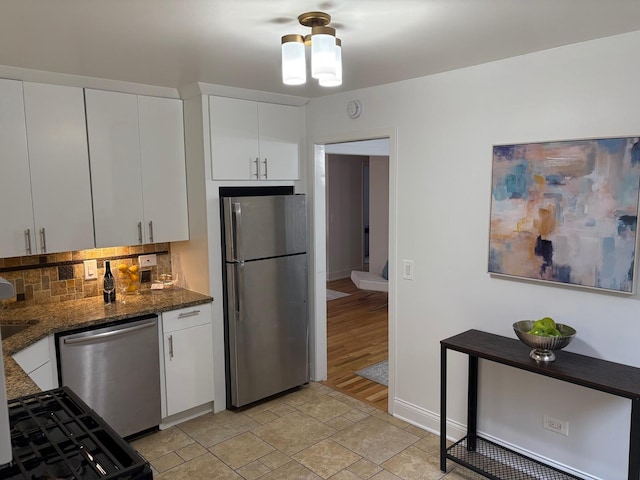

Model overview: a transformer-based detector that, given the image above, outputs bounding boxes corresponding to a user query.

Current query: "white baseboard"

[159,402,213,430]
[391,397,600,480]
[326,269,356,281]
[392,397,466,441]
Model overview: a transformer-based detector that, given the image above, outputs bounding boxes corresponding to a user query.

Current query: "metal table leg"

[467,355,478,451]
[629,397,640,480]
[440,344,447,472]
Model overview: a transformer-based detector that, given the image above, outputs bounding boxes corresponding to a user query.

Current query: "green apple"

[532,319,549,332]
[529,327,550,336]
[540,317,556,329]
[547,328,562,337]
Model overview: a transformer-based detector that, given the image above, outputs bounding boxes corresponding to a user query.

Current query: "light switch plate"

[403,259,414,280]
[83,259,98,280]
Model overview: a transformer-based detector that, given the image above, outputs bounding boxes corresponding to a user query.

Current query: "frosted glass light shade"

[319,39,342,87]
[311,26,337,80]
[281,34,306,85]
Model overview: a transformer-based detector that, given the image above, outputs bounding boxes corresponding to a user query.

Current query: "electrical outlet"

[83,259,98,280]
[543,415,569,436]
[138,254,157,267]
[141,270,152,284]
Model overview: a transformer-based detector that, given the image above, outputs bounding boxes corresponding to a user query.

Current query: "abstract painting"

[488,137,640,293]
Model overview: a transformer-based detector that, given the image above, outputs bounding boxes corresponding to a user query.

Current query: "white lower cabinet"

[161,303,214,418]
[12,335,58,391]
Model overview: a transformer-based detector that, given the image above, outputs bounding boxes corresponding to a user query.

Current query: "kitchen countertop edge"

[2,288,213,400]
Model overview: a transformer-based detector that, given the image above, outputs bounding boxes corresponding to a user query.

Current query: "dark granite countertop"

[0,288,213,399]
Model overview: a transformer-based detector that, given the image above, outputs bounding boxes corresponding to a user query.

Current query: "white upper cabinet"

[0,80,94,258]
[86,89,188,247]
[257,102,301,180]
[23,82,95,255]
[138,95,189,244]
[209,96,300,181]
[0,79,35,258]
[210,97,259,180]
[86,89,144,247]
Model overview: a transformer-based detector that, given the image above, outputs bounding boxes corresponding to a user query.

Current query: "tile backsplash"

[0,243,171,306]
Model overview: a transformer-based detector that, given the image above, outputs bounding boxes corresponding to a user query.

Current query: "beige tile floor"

[131,382,484,480]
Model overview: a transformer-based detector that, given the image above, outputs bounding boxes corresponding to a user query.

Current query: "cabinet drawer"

[162,303,212,333]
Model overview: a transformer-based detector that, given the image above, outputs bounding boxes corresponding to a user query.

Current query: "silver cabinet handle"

[168,334,174,359]
[39,227,47,253]
[253,157,260,179]
[262,158,268,179]
[148,220,154,243]
[178,310,200,319]
[24,229,32,255]
[63,320,157,345]
[137,221,143,244]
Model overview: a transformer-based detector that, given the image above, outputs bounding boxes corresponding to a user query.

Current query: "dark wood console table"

[440,329,640,480]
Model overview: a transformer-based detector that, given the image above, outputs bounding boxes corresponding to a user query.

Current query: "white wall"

[326,154,364,280]
[306,30,640,479]
[369,156,389,277]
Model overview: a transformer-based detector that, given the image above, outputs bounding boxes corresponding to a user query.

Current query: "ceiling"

[1,1,640,98]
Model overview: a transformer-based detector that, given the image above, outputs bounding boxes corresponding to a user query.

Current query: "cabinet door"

[86,89,145,247]
[12,336,50,374]
[23,82,95,254]
[0,79,35,257]
[29,362,57,391]
[138,96,189,243]
[164,322,214,416]
[209,96,260,180]
[12,334,58,391]
[258,103,300,180]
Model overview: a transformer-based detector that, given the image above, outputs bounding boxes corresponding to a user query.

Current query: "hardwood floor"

[322,277,389,411]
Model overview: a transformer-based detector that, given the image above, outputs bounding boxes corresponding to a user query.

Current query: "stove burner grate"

[1,387,152,480]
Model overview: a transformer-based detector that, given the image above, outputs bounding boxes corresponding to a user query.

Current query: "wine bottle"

[103,260,116,303]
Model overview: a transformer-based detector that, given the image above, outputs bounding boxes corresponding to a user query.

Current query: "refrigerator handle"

[236,263,244,322]
[231,202,243,262]
[229,262,243,323]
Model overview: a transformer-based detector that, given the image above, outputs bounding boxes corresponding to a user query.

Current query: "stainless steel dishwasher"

[57,314,161,438]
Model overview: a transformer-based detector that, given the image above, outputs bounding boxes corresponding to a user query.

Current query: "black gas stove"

[0,387,152,480]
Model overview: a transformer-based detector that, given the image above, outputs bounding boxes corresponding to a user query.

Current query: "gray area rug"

[326,289,350,301]
[355,360,388,386]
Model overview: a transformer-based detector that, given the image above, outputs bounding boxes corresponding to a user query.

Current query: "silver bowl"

[513,320,576,362]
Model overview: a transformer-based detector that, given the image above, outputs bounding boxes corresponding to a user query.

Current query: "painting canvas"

[488,137,640,293]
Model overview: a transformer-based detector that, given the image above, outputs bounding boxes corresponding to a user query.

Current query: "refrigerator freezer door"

[227,254,309,407]
[223,194,306,262]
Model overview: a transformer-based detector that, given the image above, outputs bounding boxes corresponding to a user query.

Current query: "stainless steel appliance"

[57,315,161,438]
[0,387,152,479]
[222,194,309,408]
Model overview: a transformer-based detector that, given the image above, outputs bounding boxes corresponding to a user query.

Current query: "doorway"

[324,151,388,409]
[311,133,396,414]
[325,154,367,280]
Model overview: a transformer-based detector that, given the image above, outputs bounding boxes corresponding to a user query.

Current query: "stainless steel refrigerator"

[222,194,309,408]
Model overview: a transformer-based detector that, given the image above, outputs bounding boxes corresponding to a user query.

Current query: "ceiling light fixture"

[281,11,342,87]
